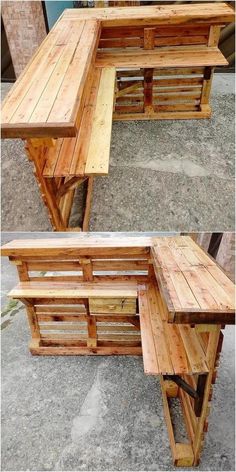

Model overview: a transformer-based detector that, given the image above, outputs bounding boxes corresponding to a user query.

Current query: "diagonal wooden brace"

[164,374,208,417]
[56,176,87,198]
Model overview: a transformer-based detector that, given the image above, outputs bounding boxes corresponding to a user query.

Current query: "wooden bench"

[1,235,235,467]
[25,66,116,231]
[42,68,115,178]
[138,281,208,376]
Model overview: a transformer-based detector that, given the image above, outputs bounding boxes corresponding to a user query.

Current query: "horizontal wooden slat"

[63,3,234,27]
[101,25,210,39]
[96,47,228,68]
[99,35,208,49]
[1,236,151,257]
[8,281,138,300]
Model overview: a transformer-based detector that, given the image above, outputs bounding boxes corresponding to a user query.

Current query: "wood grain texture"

[62,3,234,27]
[152,236,235,324]
[138,281,209,375]
[96,47,228,68]
[1,19,100,138]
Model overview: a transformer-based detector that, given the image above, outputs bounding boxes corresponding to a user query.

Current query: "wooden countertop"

[152,236,235,324]
[62,3,234,27]
[1,2,234,140]
[1,18,100,139]
[1,235,235,325]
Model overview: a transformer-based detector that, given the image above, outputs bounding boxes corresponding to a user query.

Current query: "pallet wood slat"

[96,47,228,68]
[1,235,235,468]
[62,4,234,27]
[42,67,115,178]
[138,282,209,376]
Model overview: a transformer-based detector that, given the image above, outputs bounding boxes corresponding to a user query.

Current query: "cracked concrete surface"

[1,74,235,231]
[1,233,235,471]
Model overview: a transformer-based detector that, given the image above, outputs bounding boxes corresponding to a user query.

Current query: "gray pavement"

[1,74,235,232]
[1,232,235,471]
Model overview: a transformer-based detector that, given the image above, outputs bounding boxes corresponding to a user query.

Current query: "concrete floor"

[1,233,235,471]
[1,74,235,232]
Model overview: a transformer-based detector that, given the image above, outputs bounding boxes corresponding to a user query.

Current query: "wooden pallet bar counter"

[1,3,234,231]
[1,235,235,467]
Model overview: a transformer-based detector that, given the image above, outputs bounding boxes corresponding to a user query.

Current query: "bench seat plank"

[43,67,115,178]
[138,282,209,376]
[8,281,138,300]
[85,67,116,175]
[96,47,228,69]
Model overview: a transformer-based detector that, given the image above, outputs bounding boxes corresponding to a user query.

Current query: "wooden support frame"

[160,326,222,466]
[1,235,235,468]
[25,140,92,231]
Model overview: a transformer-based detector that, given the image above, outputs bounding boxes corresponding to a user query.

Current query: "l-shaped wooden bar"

[1,235,235,467]
[1,3,235,230]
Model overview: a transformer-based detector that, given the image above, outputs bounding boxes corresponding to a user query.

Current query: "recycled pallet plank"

[62,3,234,27]
[8,281,138,299]
[85,67,116,175]
[96,47,228,68]
[43,67,115,178]
[138,281,209,375]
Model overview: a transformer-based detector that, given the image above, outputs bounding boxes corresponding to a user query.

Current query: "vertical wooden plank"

[81,261,97,348]
[143,69,154,112]
[80,257,93,282]
[82,177,94,232]
[192,325,221,465]
[208,26,222,47]
[143,28,155,114]
[144,28,155,50]
[16,261,29,281]
[21,298,41,340]
[26,141,66,231]
[200,26,221,110]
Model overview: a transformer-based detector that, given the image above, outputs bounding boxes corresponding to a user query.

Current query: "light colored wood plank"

[62,3,235,27]
[8,281,138,300]
[138,285,159,375]
[96,47,228,68]
[85,67,115,175]
[178,325,209,374]
[48,20,100,125]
